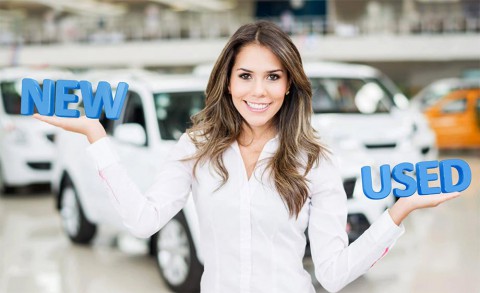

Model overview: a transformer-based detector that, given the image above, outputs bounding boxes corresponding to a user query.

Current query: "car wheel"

[152,211,203,292]
[0,163,15,195]
[60,180,97,244]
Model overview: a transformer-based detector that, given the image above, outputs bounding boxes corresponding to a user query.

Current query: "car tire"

[59,180,97,244]
[0,163,15,195]
[152,211,203,293]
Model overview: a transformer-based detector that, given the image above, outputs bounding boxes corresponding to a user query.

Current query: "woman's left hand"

[388,191,461,226]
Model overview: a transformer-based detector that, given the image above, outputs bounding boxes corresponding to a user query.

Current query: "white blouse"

[86,134,405,293]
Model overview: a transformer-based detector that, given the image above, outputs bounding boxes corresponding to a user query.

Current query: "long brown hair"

[187,20,328,218]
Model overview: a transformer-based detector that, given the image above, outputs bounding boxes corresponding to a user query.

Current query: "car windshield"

[0,81,22,115]
[417,84,455,109]
[153,91,205,140]
[416,79,480,110]
[310,78,393,114]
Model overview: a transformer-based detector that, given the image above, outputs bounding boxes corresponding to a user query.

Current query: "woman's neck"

[238,123,277,146]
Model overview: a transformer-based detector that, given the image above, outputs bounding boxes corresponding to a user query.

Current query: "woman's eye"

[268,74,280,80]
[239,73,251,80]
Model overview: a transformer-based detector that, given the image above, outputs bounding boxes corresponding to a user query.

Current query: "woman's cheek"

[231,81,251,98]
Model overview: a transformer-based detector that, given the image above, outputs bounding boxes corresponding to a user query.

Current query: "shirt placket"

[239,181,252,293]
[235,139,275,293]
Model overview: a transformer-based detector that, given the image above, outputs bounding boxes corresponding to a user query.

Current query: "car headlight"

[11,128,28,145]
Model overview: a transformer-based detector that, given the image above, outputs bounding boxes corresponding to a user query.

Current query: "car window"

[1,81,22,114]
[98,110,115,135]
[120,91,147,144]
[418,84,455,110]
[310,78,392,114]
[476,98,480,128]
[441,98,467,114]
[153,91,205,140]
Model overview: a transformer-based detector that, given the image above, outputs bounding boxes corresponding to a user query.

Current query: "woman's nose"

[252,79,266,97]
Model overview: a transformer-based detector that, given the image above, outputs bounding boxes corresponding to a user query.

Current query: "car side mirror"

[113,123,146,146]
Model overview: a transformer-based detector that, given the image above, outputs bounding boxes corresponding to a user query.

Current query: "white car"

[51,71,392,292]
[52,72,207,292]
[0,67,73,194]
[303,61,438,168]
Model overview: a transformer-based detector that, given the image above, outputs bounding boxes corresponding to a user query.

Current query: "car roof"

[302,62,381,78]
[193,61,381,79]
[0,67,74,82]
[79,70,208,93]
[446,88,480,96]
[425,78,480,89]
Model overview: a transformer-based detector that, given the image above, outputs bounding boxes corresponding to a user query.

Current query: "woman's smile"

[244,100,271,112]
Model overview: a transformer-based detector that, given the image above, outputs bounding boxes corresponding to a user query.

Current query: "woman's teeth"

[246,101,269,109]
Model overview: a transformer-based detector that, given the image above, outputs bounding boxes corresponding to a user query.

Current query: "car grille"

[343,177,356,199]
[365,143,397,149]
[27,162,52,170]
[421,147,430,155]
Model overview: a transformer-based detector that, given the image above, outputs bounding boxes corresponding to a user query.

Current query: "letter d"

[440,159,471,193]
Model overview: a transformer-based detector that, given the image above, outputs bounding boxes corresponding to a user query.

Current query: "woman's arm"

[86,134,194,238]
[34,114,194,238]
[307,157,460,293]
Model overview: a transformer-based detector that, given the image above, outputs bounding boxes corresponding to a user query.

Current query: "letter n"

[21,78,55,116]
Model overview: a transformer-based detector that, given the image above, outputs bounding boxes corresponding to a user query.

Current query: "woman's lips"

[244,100,271,112]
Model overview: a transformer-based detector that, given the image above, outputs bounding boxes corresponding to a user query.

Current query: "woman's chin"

[243,118,273,129]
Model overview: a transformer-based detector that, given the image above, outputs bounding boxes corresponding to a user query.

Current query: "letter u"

[361,165,392,200]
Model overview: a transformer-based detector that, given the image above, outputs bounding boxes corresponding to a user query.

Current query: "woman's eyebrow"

[236,68,284,73]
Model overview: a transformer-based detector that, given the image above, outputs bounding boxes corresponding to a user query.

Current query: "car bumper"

[1,144,54,186]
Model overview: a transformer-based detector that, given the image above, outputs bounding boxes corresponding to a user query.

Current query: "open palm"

[397,191,460,211]
[33,113,106,143]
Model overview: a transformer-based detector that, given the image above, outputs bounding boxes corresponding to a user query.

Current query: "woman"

[34,21,459,293]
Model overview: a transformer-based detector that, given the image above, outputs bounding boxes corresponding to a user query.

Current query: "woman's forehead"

[233,44,285,72]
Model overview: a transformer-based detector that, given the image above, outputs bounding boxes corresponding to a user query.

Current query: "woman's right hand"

[33,113,107,144]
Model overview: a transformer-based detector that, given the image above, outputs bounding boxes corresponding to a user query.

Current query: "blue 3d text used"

[361,159,472,200]
[20,78,128,120]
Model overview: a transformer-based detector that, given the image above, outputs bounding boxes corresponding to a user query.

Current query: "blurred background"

[0,0,479,293]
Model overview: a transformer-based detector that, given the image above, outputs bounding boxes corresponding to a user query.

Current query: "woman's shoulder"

[167,133,197,161]
[307,147,342,182]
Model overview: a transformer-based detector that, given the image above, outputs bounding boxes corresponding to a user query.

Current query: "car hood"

[7,115,57,135]
[312,113,413,145]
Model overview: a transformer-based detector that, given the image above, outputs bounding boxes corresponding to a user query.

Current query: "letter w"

[79,81,128,120]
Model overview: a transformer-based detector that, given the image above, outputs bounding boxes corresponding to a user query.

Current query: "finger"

[33,114,66,128]
[438,192,461,204]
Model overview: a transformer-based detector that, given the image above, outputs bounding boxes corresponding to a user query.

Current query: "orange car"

[424,88,480,149]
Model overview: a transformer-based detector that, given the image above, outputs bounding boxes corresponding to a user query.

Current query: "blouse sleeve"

[85,133,195,238]
[308,155,405,293]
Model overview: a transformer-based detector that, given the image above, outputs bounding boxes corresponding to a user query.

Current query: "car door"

[426,91,470,147]
[110,91,156,192]
[469,92,480,146]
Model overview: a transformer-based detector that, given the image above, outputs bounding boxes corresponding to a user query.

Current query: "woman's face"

[229,43,289,132]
